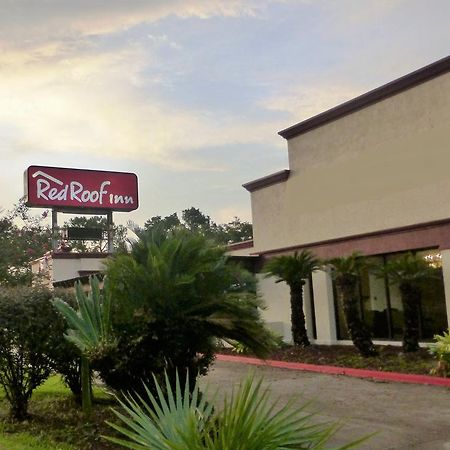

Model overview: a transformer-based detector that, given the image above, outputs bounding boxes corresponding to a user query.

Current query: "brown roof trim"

[53,272,105,288]
[253,217,450,257]
[279,55,450,140]
[52,252,111,259]
[227,239,254,250]
[243,170,290,192]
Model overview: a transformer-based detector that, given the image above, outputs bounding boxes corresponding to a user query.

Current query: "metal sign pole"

[51,209,58,251]
[107,211,114,253]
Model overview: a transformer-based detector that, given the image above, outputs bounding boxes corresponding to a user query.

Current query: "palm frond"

[105,372,369,449]
[52,276,114,355]
[105,371,213,449]
[263,250,321,285]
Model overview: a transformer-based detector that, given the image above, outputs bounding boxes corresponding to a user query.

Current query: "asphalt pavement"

[201,360,450,450]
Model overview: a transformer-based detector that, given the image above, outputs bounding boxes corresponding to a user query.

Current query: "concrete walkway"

[202,360,450,450]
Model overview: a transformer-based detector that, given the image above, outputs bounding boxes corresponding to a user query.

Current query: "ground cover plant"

[222,344,436,375]
[429,328,450,376]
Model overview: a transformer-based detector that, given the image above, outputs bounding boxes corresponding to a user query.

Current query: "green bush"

[0,287,55,420]
[0,286,81,420]
[429,328,450,376]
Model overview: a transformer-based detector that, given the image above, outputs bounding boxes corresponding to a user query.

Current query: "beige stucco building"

[230,56,450,345]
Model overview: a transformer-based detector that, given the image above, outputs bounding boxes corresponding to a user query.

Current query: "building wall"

[251,72,450,253]
[241,68,450,344]
[52,256,107,283]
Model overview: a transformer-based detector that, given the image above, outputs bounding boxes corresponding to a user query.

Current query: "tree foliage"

[143,207,252,245]
[0,202,51,286]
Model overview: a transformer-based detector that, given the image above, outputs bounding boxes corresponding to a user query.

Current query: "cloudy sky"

[1,0,449,226]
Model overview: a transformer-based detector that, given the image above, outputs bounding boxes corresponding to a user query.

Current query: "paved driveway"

[201,360,450,450]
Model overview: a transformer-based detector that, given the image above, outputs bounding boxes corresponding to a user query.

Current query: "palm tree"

[98,227,274,394]
[327,253,377,357]
[263,250,320,347]
[378,253,437,352]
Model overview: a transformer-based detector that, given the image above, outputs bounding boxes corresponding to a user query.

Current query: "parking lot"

[202,360,450,450]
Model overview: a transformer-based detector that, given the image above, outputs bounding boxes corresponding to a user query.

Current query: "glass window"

[415,250,446,340]
[333,248,447,342]
[361,257,391,339]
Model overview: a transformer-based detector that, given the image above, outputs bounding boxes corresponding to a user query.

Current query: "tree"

[263,250,320,347]
[144,213,181,235]
[327,253,377,357]
[377,253,437,352]
[94,228,273,395]
[181,207,211,232]
[143,207,253,245]
[0,203,51,286]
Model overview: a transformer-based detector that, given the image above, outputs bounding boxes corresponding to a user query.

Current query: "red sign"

[25,166,139,212]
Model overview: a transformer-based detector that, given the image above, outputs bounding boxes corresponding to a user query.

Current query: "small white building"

[229,56,450,345]
[31,251,107,288]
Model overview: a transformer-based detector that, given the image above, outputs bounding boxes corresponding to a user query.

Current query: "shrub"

[429,329,450,377]
[0,287,56,420]
[53,277,115,414]
[0,286,82,420]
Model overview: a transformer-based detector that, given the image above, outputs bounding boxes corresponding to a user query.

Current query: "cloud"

[0,0,287,46]
[262,82,366,123]
[0,41,285,171]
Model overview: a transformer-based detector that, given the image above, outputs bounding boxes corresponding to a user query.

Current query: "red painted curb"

[216,354,450,387]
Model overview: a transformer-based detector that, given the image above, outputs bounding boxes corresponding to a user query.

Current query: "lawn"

[0,376,121,450]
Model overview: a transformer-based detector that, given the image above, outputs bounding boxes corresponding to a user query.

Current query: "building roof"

[242,169,290,192]
[278,55,450,140]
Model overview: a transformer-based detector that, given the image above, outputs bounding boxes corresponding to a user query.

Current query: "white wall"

[52,257,107,283]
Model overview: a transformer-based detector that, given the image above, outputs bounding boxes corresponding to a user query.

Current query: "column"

[311,269,337,344]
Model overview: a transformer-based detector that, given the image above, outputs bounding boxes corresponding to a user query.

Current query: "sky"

[0,0,449,227]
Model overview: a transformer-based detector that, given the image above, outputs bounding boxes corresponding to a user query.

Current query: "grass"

[0,376,121,450]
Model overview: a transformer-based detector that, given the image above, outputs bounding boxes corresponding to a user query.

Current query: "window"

[334,249,447,341]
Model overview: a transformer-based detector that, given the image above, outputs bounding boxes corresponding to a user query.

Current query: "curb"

[215,354,450,387]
